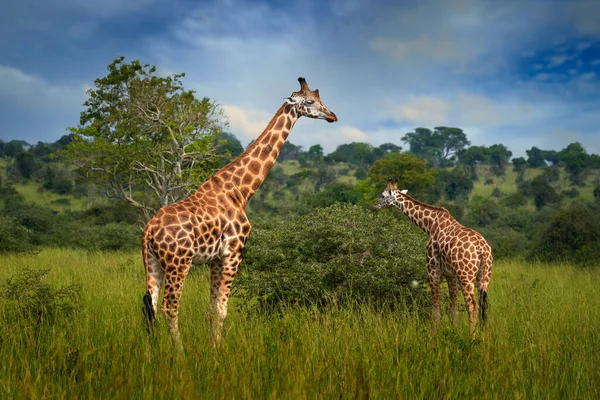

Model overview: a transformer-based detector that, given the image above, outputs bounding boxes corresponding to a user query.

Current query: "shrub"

[235,203,429,311]
[0,268,82,326]
[477,226,530,259]
[0,215,32,253]
[56,222,140,251]
[529,202,600,266]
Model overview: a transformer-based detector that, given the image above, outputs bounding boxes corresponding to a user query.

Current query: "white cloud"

[221,105,272,143]
[0,66,85,110]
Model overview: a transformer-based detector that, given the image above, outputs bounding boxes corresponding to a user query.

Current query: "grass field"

[1,249,598,399]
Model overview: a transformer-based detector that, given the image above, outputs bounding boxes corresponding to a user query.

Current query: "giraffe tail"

[478,241,493,325]
[141,226,156,332]
[478,288,488,323]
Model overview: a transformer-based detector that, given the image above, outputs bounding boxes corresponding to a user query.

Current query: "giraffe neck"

[207,103,298,205]
[394,195,445,235]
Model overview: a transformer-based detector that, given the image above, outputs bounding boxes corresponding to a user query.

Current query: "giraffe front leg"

[426,242,442,333]
[447,274,460,327]
[209,250,242,345]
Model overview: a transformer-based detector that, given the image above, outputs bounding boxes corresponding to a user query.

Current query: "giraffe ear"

[284,97,298,105]
[400,189,408,194]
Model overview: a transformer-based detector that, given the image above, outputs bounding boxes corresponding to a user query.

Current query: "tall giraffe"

[374,179,492,336]
[142,78,337,345]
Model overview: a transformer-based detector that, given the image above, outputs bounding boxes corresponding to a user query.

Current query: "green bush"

[235,203,429,311]
[0,268,82,326]
[478,226,529,259]
[57,222,140,251]
[0,215,32,253]
[529,202,600,266]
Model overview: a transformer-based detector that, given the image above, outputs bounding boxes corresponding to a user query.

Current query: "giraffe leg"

[460,281,478,337]
[426,241,442,332]
[162,259,192,350]
[209,242,243,345]
[143,250,164,334]
[447,274,460,327]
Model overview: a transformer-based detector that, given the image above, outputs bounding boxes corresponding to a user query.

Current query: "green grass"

[13,183,90,212]
[470,165,598,203]
[1,249,598,399]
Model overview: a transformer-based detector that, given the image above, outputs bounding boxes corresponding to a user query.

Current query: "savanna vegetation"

[1,57,599,398]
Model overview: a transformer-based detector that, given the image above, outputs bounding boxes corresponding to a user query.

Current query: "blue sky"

[1,0,599,158]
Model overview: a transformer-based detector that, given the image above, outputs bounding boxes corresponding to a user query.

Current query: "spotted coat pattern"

[142,78,337,345]
[375,179,492,336]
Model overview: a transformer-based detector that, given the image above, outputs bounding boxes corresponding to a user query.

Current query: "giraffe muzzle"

[326,112,338,123]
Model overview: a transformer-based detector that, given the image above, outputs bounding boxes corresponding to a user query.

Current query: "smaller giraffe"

[374,179,492,336]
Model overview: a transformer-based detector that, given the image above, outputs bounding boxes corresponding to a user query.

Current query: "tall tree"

[559,142,589,186]
[402,127,470,167]
[64,57,227,220]
[367,153,436,199]
[487,144,512,177]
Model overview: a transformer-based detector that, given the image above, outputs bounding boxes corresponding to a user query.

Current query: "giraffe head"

[374,178,408,210]
[284,77,338,123]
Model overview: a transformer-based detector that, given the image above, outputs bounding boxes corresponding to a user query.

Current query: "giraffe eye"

[306,100,314,105]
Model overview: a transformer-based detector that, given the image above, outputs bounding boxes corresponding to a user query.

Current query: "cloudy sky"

[1,0,599,158]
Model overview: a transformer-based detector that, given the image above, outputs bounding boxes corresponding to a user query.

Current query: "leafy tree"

[64,57,227,220]
[326,142,378,169]
[13,151,37,181]
[518,175,559,210]
[512,157,528,182]
[558,142,589,186]
[457,145,488,179]
[402,127,470,167]
[279,142,303,161]
[526,146,547,168]
[215,132,244,158]
[0,215,32,253]
[377,143,402,154]
[1,140,30,158]
[530,202,600,266]
[309,182,362,208]
[307,144,324,162]
[367,153,436,199]
[487,144,512,177]
[435,169,473,201]
[434,126,471,166]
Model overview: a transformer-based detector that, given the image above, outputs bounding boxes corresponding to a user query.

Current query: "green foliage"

[559,142,589,186]
[0,268,81,326]
[367,153,436,199]
[0,216,32,253]
[308,182,363,208]
[435,168,473,201]
[214,132,244,165]
[519,175,559,210]
[530,202,600,266]
[56,222,140,252]
[326,142,380,169]
[402,127,470,167]
[236,203,429,310]
[465,196,500,227]
[63,56,226,220]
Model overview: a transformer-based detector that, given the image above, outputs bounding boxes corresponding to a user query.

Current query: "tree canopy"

[63,56,227,220]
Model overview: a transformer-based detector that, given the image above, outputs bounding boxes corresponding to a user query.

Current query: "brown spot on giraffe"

[374,179,492,337]
[141,77,338,347]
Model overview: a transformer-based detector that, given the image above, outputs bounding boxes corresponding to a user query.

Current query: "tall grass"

[0,249,598,399]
